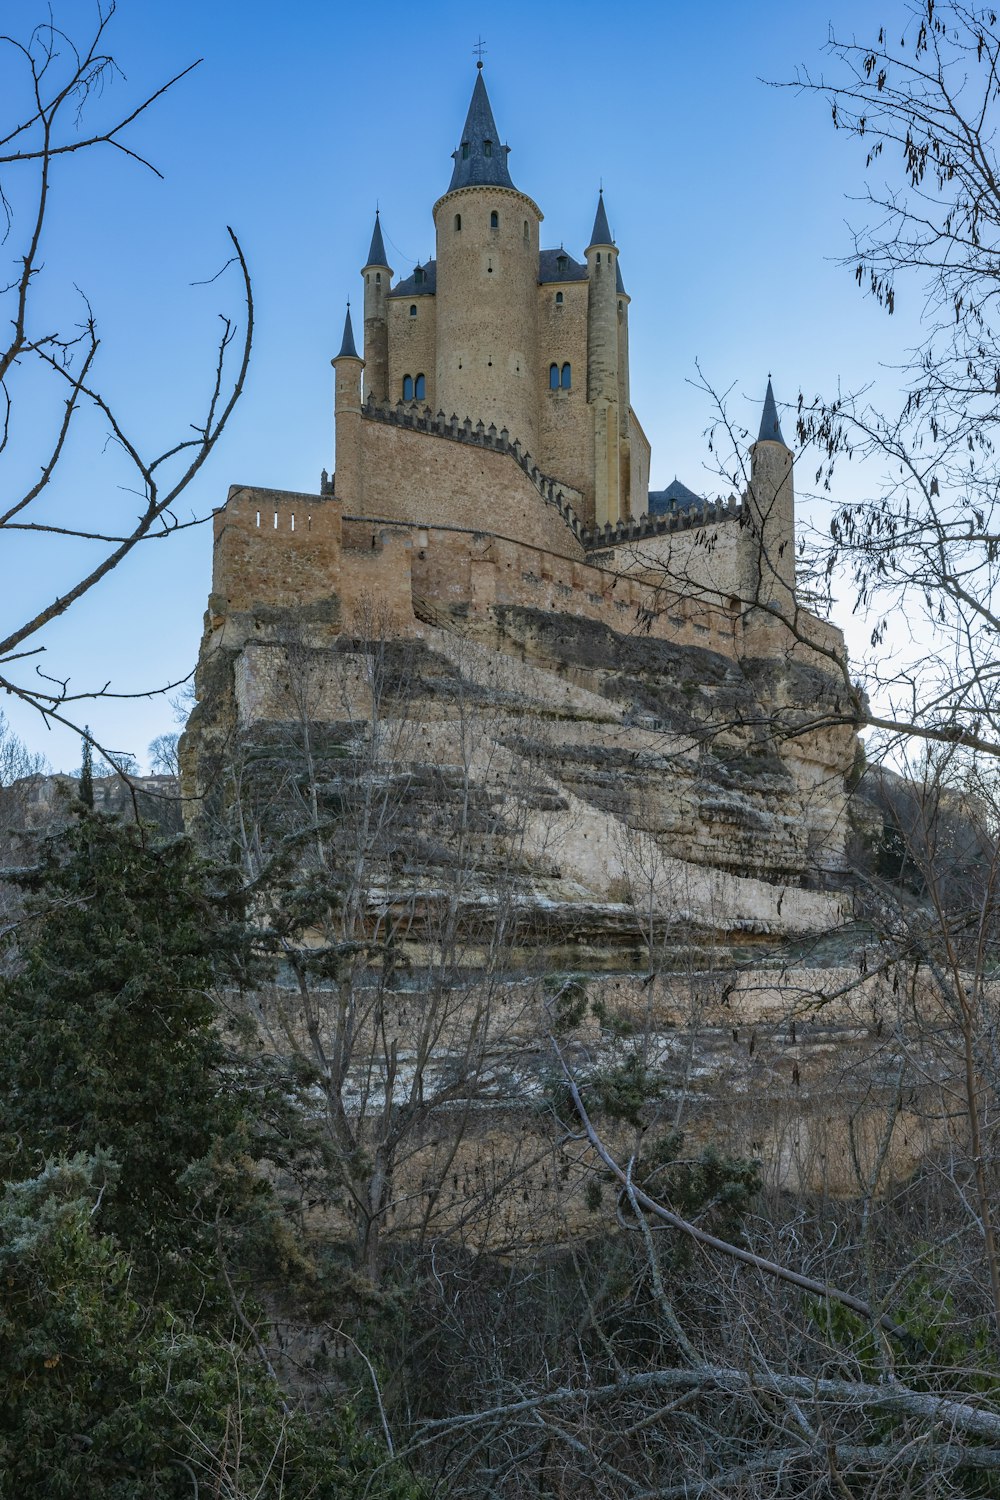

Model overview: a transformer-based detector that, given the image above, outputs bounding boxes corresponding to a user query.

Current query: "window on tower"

[549,363,559,390]
[490,210,499,229]
[462,141,469,159]
[484,139,493,157]
[455,213,462,231]
[555,291,564,305]
[409,305,417,317]
[403,375,414,401]
[561,363,571,390]
[415,373,426,401]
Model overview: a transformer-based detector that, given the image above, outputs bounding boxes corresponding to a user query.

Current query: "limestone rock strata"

[182,592,855,954]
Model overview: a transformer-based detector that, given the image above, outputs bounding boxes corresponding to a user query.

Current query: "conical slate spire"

[447,66,515,192]
[616,257,626,295]
[365,210,388,269]
[757,378,786,445]
[335,303,359,360]
[588,189,613,249]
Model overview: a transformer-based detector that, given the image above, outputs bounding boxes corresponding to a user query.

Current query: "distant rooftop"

[647,478,704,516]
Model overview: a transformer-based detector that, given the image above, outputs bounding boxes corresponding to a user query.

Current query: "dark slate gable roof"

[647,478,703,515]
[448,70,516,192]
[390,260,437,297]
[538,248,588,284]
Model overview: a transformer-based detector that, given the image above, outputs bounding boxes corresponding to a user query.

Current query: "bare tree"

[0,4,251,747]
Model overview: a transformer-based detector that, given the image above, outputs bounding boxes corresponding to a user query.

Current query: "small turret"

[739,378,795,614]
[332,304,364,506]
[585,190,621,528]
[362,211,393,405]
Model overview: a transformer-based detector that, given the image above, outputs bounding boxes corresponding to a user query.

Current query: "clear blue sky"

[2,0,918,772]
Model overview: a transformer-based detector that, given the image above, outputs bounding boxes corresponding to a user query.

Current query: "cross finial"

[473,36,487,67]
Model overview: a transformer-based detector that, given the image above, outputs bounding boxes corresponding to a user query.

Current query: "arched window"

[484,139,493,157]
[490,210,499,229]
[414,373,426,401]
[549,363,560,390]
[596,252,601,263]
[403,375,413,401]
[561,362,571,390]
[454,212,462,231]
[409,304,417,317]
[555,291,564,305]
[376,271,381,283]
[523,220,528,239]
[365,273,369,285]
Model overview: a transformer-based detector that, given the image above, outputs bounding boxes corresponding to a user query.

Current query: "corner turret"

[585,190,621,527]
[332,304,364,506]
[739,378,795,614]
[362,211,393,405]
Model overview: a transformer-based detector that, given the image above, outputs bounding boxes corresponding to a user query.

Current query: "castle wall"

[387,294,437,409]
[349,416,586,561]
[627,408,650,523]
[432,185,541,453]
[212,487,343,615]
[596,515,743,605]
[536,279,594,517]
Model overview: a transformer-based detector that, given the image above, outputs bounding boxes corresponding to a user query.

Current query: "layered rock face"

[182,584,858,960]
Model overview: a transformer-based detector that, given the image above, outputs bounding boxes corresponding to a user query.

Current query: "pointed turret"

[739,377,795,614]
[615,258,626,296]
[335,303,360,360]
[332,302,363,507]
[365,210,388,272]
[758,377,786,446]
[361,213,392,405]
[585,189,621,527]
[447,65,515,192]
[587,189,614,251]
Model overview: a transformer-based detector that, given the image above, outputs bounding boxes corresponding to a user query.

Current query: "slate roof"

[365,211,388,269]
[757,378,786,445]
[447,69,516,192]
[335,304,359,360]
[647,478,704,515]
[588,190,614,248]
[616,258,626,295]
[538,248,588,284]
[390,260,437,298]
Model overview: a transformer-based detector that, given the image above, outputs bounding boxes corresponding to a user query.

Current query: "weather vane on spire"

[473,36,487,68]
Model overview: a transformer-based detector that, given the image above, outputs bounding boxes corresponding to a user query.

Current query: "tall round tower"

[585,191,621,528]
[739,379,796,614]
[361,211,392,406]
[433,65,542,456]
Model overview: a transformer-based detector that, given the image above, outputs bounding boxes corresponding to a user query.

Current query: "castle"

[185,65,856,916]
[326,61,796,617]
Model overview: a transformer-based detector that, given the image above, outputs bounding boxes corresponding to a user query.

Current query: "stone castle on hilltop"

[327,61,796,615]
[184,65,857,923]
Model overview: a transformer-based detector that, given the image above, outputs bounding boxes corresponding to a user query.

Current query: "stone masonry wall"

[350,413,586,560]
[387,293,437,409]
[536,279,593,512]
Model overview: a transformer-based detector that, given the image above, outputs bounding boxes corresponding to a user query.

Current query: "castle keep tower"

[432,63,542,457]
